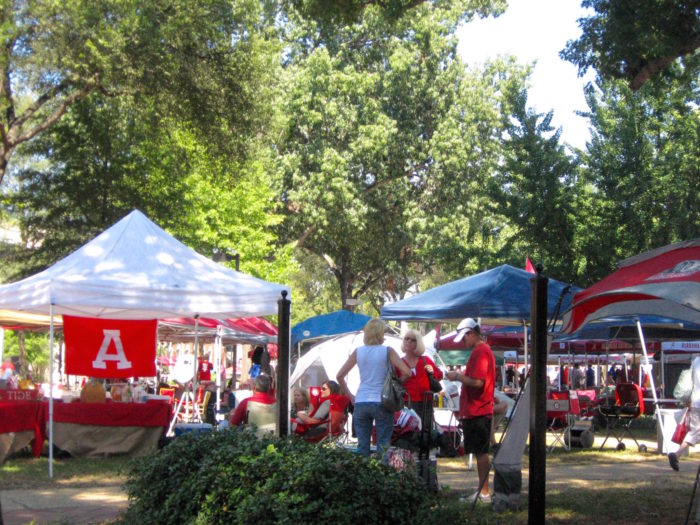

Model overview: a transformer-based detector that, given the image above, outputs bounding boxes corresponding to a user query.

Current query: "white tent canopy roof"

[0,210,290,319]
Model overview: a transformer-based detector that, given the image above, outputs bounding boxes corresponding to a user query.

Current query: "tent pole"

[48,305,54,478]
[661,347,666,398]
[523,322,528,373]
[636,319,663,453]
[215,326,222,414]
[636,319,659,407]
[193,315,199,396]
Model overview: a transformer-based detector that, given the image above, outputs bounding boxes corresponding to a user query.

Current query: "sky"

[457,1,596,150]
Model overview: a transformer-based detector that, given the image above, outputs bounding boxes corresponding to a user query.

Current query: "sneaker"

[668,452,679,471]
[461,491,491,504]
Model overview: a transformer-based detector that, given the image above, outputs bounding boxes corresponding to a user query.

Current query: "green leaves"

[562,0,700,90]
[123,431,434,525]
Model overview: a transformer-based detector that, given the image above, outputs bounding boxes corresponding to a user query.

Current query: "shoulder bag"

[381,347,406,412]
[423,357,443,393]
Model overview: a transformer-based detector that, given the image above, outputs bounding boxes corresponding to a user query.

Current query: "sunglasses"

[321,386,330,391]
[404,337,416,342]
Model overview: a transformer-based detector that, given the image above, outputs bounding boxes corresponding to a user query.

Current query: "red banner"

[64,316,157,378]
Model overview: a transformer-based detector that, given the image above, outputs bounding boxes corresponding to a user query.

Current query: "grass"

[1,421,696,525]
[0,453,130,490]
[438,450,696,525]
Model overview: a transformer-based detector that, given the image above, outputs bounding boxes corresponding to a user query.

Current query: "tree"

[562,0,700,91]
[576,73,700,283]
[1,94,294,285]
[285,0,506,33]
[277,4,519,309]
[0,0,280,184]
[2,330,49,380]
[492,88,581,284]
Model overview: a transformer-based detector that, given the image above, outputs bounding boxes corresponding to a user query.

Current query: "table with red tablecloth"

[44,400,170,458]
[0,399,170,461]
[0,401,46,461]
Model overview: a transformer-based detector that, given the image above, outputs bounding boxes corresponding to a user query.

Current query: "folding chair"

[195,391,212,424]
[546,390,580,452]
[247,401,277,438]
[598,382,646,451]
[159,387,176,401]
[304,393,350,444]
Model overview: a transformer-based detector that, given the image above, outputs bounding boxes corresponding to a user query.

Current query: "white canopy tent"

[0,210,290,475]
[0,210,288,319]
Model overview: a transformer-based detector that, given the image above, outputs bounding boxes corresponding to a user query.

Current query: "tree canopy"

[562,0,700,90]
[0,0,280,184]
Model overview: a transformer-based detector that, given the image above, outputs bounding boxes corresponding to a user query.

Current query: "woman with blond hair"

[337,318,411,457]
[399,329,443,418]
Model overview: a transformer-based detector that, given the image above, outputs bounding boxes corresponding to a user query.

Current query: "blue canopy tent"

[553,315,700,343]
[381,265,579,324]
[381,264,581,369]
[291,310,372,349]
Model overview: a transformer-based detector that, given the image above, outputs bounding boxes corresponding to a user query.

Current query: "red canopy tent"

[562,239,700,334]
[561,239,700,442]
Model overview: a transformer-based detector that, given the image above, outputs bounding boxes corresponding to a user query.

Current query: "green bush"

[121,430,445,525]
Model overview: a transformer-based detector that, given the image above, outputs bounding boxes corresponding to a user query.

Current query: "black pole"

[529,266,548,524]
[277,290,291,436]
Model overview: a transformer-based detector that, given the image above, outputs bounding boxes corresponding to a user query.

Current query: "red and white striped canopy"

[562,239,700,334]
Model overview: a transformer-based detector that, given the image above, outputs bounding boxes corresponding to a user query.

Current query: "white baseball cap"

[453,318,480,342]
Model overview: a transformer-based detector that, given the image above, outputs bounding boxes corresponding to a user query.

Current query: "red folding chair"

[546,390,580,452]
[304,393,350,444]
[598,382,646,451]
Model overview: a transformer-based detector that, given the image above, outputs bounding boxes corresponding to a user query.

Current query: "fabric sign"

[64,316,157,378]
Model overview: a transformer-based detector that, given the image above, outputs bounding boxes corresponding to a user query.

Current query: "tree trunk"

[17,330,27,377]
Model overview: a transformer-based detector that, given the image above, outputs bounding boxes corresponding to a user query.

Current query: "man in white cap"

[446,318,496,503]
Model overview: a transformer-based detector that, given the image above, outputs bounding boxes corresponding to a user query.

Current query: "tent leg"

[49,306,54,479]
[636,319,662,453]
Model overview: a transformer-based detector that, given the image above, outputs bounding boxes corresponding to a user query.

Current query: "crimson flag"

[525,257,536,274]
[64,316,158,378]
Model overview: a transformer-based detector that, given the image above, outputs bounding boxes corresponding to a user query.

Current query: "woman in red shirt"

[397,329,443,418]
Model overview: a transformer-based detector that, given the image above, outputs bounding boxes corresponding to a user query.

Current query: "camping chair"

[546,390,580,452]
[304,392,351,444]
[247,401,277,438]
[598,382,646,451]
[158,387,176,403]
[195,391,212,424]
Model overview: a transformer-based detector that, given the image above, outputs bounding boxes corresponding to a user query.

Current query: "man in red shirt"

[446,318,496,504]
[230,374,276,427]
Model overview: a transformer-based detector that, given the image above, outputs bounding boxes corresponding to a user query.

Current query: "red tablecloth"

[1,399,169,458]
[0,401,46,456]
[45,400,170,428]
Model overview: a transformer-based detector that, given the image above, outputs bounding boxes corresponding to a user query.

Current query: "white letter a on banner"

[92,330,133,370]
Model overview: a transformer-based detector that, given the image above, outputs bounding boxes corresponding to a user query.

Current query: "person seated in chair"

[294,380,345,438]
[229,374,276,428]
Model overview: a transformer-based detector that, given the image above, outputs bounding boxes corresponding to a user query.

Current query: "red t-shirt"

[458,341,496,419]
[398,356,444,402]
[198,360,212,381]
[230,391,276,426]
